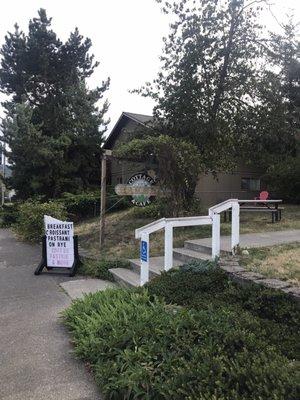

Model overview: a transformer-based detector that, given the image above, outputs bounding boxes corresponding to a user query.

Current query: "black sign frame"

[34,235,80,277]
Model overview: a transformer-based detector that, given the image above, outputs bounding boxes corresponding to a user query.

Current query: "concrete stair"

[109,241,214,288]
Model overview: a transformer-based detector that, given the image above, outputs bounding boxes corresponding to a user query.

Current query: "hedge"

[63,289,299,400]
[14,200,67,242]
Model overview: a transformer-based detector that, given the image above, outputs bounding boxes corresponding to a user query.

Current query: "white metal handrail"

[135,199,240,285]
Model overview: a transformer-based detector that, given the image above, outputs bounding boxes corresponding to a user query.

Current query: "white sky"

[0,0,299,134]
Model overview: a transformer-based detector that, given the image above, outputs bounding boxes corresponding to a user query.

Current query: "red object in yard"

[255,191,269,200]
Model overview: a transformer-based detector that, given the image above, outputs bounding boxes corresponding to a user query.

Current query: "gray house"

[104,112,263,205]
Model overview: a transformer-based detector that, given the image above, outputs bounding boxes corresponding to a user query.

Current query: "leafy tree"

[0,9,109,199]
[136,0,266,173]
[240,16,300,167]
[115,135,202,215]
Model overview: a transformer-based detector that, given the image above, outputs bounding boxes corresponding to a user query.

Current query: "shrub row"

[63,288,299,400]
[58,189,130,220]
[146,260,300,359]
[2,188,131,241]
[15,200,67,242]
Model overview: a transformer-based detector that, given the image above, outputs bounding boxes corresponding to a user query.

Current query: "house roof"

[104,111,153,149]
[123,112,153,125]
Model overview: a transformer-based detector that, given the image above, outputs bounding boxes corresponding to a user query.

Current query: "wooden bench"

[223,206,284,223]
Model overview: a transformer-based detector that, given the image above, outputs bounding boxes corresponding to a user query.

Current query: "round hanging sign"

[127,173,156,206]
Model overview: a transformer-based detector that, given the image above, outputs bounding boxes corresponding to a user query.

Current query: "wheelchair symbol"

[141,241,148,262]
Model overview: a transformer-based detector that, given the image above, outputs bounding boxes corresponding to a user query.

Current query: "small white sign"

[44,215,74,268]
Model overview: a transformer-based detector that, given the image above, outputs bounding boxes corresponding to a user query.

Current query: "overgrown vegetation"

[63,262,300,399]
[14,200,67,242]
[0,203,19,227]
[116,135,202,215]
[76,204,300,261]
[265,156,300,203]
[0,189,130,241]
[78,258,130,281]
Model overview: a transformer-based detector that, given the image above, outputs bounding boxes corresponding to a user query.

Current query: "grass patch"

[75,204,300,260]
[63,263,300,399]
[240,243,300,285]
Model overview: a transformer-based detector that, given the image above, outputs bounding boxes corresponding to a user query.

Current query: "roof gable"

[104,112,153,149]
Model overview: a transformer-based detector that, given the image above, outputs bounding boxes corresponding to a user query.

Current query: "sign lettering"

[44,215,74,268]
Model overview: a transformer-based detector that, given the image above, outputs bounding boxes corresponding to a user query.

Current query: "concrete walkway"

[188,229,300,252]
[0,229,101,400]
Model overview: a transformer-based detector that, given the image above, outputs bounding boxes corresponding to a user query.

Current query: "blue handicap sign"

[140,240,148,262]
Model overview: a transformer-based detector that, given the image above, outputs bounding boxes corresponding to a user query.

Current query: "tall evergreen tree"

[0,9,109,198]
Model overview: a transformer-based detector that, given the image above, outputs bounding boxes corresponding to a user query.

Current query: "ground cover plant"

[63,261,300,399]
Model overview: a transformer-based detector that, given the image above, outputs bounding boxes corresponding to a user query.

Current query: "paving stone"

[219,262,241,267]
[235,271,265,280]
[220,265,245,273]
[256,278,291,290]
[60,279,116,300]
[282,286,300,296]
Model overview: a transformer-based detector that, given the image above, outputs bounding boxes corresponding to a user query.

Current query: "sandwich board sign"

[34,215,80,276]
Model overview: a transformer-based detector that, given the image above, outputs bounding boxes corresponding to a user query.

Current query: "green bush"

[59,192,100,220]
[146,262,300,359]
[79,258,130,281]
[59,189,130,220]
[15,200,67,242]
[131,198,204,219]
[265,156,300,203]
[147,262,300,327]
[130,201,168,219]
[63,289,299,400]
[0,203,19,227]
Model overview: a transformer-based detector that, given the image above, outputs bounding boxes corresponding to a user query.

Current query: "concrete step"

[184,239,231,255]
[184,240,212,254]
[173,247,211,264]
[109,268,140,288]
[129,256,182,278]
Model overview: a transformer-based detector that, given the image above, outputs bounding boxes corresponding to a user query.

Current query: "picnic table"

[223,200,283,223]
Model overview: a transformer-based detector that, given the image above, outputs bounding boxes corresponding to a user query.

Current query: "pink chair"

[255,191,269,201]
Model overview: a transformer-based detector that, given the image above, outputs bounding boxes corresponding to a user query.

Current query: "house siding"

[106,114,264,205]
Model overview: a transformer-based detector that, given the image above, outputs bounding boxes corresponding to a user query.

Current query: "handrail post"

[140,232,149,285]
[231,202,240,254]
[212,213,220,259]
[164,222,173,270]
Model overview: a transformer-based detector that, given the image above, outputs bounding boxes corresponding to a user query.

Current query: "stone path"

[0,229,101,400]
[188,229,300,252]
[60,279,116,300]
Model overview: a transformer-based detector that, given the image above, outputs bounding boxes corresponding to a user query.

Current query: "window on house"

[241,177,261,191]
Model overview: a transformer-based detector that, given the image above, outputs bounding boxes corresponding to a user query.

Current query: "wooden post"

[1,147,5,206]
[99,153,107,247]
[164,222,173,271]
[212,213,220,259]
